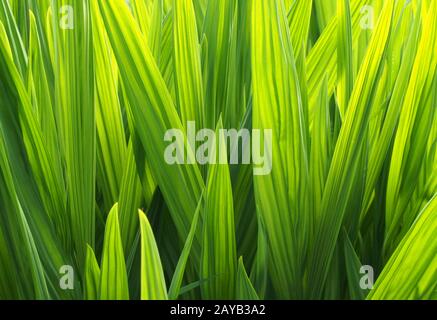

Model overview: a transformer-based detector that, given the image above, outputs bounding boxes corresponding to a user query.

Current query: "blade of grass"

[168,189,203,300]
[336,0,353,118]
[97,0,204,255]
[308,0,394,298]
[385,0,437,254]
[251,0,310,299]
[200,119,237,300]
[84,245,100,300]
[236,257,259,300]
[139,209,168,300]
[52,0,95,269]
[173,0,204,127]
[99,204,129,300]
[368,194,437,300]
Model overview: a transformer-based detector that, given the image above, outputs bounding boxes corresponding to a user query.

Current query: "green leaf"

[310,77,332,226]
[97,0,204,250]
[308,0,394,298]
[202,0,234,128]
[92,3,127,212]
[84,245,100,300]
[385,1,437,253]
[251,0,309,299]
[0,18,78,300]
[118,142,145,266]
[336,0,353,118]
[361,8,421,224]
[0,133,49,299]
[52,0,95,269]
[287,0,313,58]
[99,204,129,300]
[0,0,27,75]
[313,0,336,31]
[168,189,203,300]
[236,257,259,300]
[343,232,366,300]
[368,195,437,300]
[173,0,204,127]
[307,0,367,125]
[139,209,168,300]
[200,120,237,300]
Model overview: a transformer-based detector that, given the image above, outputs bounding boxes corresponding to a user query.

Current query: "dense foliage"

[0,0,435,300]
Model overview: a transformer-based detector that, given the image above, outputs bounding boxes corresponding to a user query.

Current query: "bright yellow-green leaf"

[139,209,168,300]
